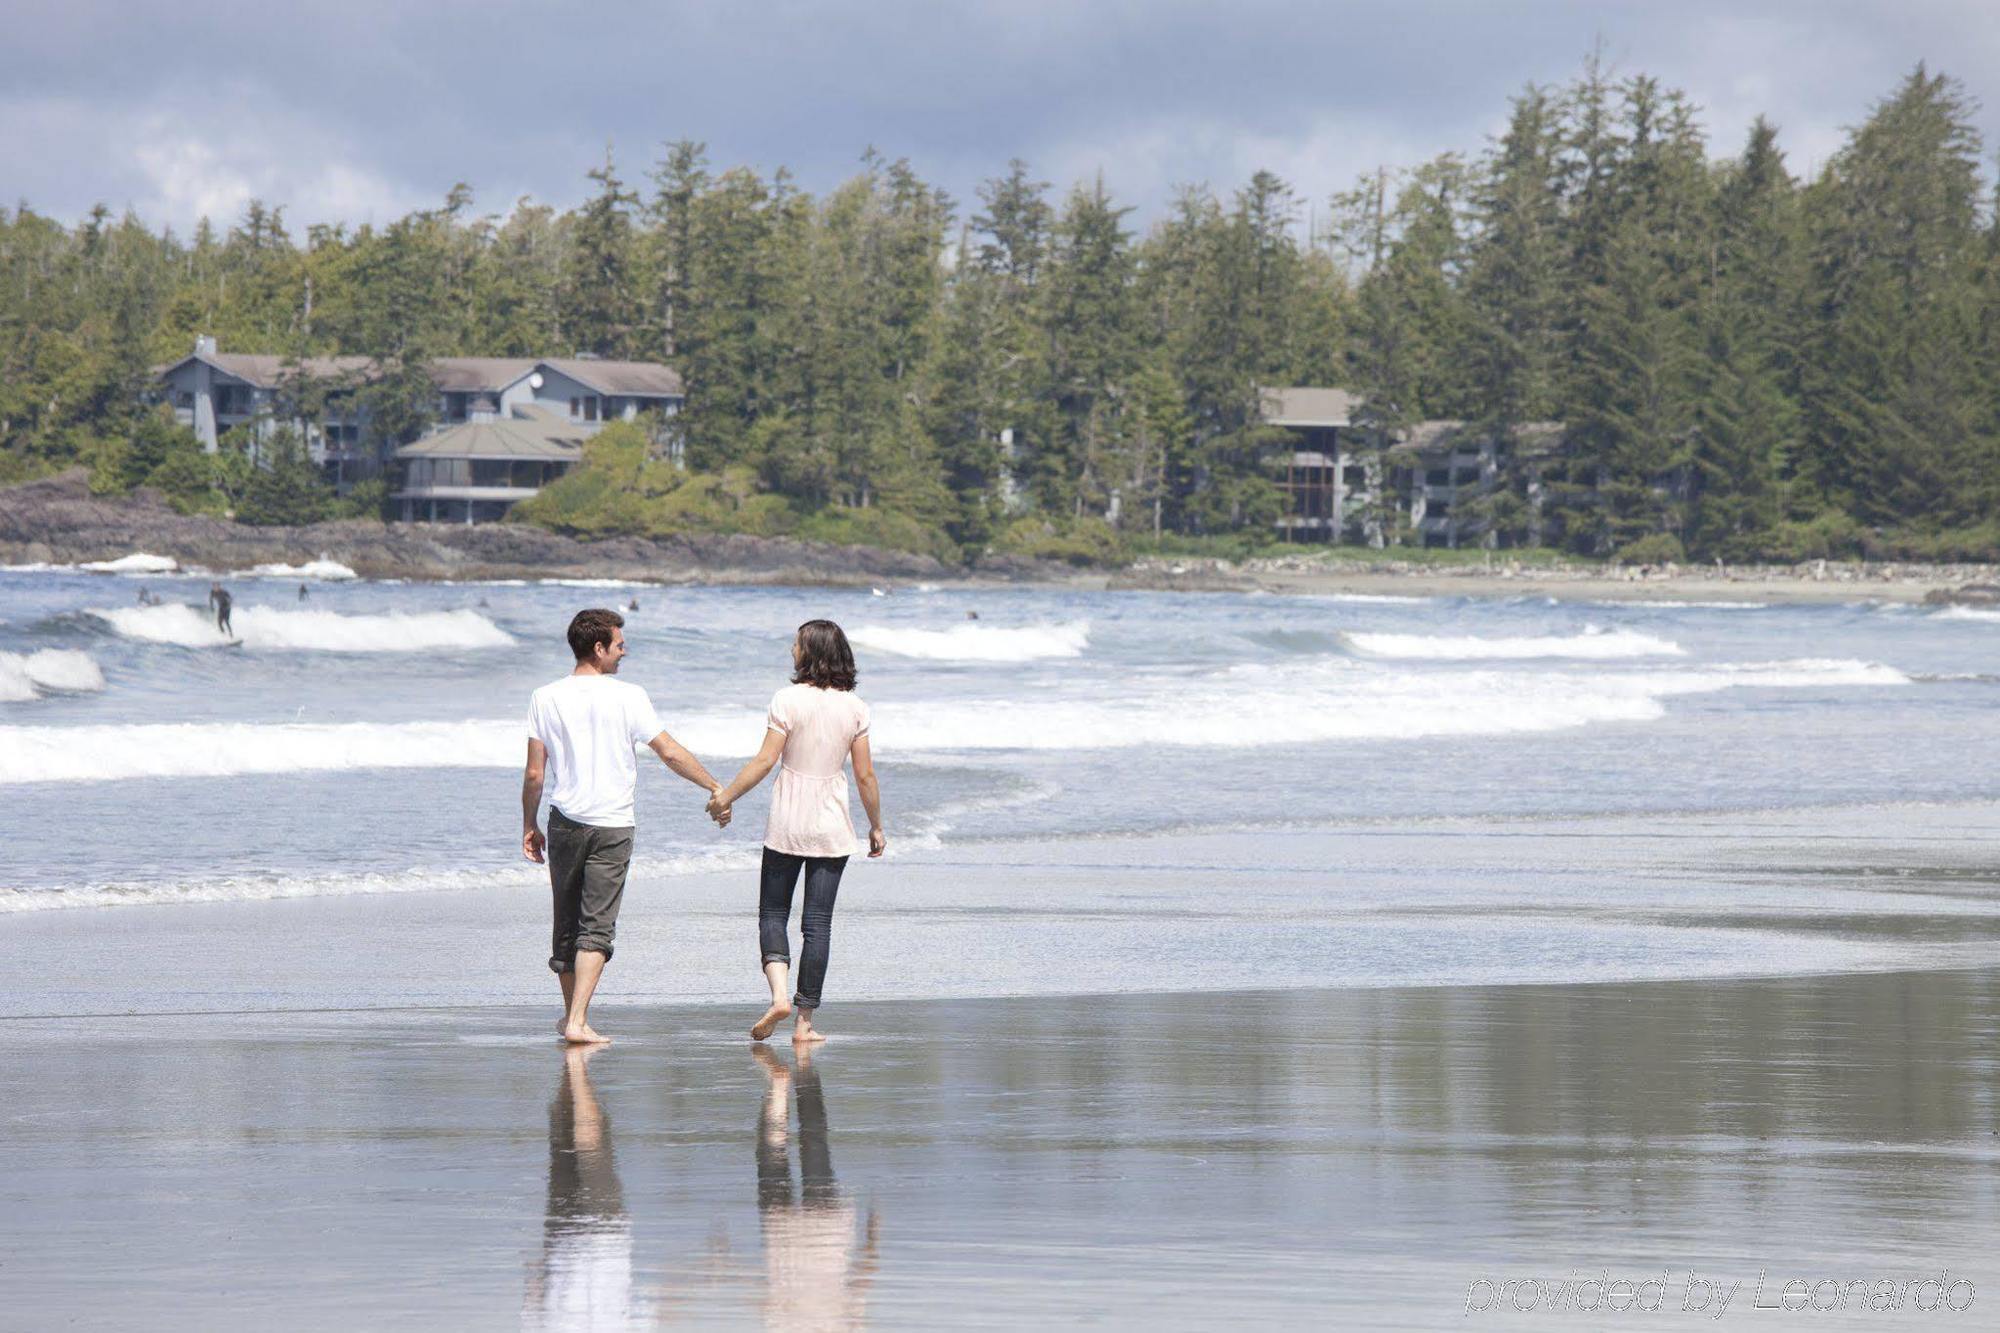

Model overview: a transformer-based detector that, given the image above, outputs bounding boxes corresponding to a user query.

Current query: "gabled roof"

[394,406,589,462]
[1259,386,1361,428]
[431,358,537,392]
[156,351,685,397]
[154,352,376,387]
[537,358,685,396]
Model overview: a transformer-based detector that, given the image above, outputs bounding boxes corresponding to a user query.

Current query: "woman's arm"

[851,734,885,856]
[709,728,786,816]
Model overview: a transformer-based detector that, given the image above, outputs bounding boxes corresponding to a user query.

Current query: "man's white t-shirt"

[527,674,663,828]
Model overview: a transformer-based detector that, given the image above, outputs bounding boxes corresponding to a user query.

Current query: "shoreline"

[7,469,1998,603]
[1109,562,1987,605]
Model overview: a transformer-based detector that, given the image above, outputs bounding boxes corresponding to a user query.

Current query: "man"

[522,608,729,1044]
[207,581,232,635]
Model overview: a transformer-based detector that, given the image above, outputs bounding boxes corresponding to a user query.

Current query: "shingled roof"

[156,351,684,397]
[393,406,589,462]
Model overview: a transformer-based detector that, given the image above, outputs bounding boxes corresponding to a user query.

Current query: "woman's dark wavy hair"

[792,619,857,690]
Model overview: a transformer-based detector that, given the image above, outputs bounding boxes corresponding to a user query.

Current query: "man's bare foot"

[793,1023,827,1045]
[751,1001,793,1041]
[561,1025,611,1045]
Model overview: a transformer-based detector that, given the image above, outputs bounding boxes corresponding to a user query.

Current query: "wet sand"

[2,971,1996,1330]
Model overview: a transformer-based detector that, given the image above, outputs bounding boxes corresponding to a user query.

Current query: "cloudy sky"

[7,1,1999,236]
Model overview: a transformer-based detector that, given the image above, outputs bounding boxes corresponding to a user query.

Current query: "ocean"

[4,561,1997,995]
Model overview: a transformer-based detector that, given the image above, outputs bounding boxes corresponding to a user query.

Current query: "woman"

[709,619,885,1045]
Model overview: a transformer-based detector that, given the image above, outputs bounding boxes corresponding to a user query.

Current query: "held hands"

[706,786,733,828]
[868,826,887,858]
[522,826,546,864]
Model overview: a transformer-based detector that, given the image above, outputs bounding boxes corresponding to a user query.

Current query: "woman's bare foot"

[751,1001,793,1041]
[561,1024,611,1045]
[793,1018,827,1045]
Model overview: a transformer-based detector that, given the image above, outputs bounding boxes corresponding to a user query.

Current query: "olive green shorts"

[546,807,634,973]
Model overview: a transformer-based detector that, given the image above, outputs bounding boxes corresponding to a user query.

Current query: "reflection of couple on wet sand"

[522,609,885,1046]
[526,1045,878,1331]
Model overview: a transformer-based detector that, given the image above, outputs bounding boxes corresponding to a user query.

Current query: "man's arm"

[647,731,723,796]
[522,738,548,863]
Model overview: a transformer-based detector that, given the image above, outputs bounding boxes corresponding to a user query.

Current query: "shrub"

[1613,532,1687,565]
[993,515,1126,566]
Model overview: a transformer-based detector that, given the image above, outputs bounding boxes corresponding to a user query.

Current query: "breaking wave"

[1931,606,2000,623]
[85,603,513,652]
[0,650,105,703]
[1345,626,1685,659]
[0,658,1907,783]
[849,620,1090,662]
[0,845,766,913]
[79,552,179,574]
[244,558,358,580]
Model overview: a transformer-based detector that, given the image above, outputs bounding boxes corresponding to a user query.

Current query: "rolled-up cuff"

[762,951,790,965]
[792,993,819,1011]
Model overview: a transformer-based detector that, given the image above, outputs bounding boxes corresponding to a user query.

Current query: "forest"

[3,61,1997,563]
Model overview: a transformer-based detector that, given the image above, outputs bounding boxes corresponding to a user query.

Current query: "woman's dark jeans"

[759,847,848,1010]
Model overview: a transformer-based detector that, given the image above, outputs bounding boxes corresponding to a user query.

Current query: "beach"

[6,803,2000,1326]
[3,970,1995,1329]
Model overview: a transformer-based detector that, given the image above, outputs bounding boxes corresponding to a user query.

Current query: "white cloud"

[124,105,429,233]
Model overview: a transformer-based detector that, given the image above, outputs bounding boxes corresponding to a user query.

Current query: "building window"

[583,397,599,422]
[1342,466,1366,489]
[569,397,580,418]
[1425,468,1450,487]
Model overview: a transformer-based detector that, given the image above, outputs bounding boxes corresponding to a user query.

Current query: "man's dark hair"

[792,619,857,690]
[567,608,625,662]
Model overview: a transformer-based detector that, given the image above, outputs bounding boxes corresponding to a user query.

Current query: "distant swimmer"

[208,581,233,636]
[627,597,639,612]
[136,587,153,606]
[299,583,310,601]
[965,609,979,620]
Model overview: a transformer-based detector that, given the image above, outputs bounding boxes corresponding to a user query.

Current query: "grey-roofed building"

[1385,419,1566,548]
[1257,386,1382,545]
[1258,385,1569,549]
[153,339,683,497]
[390,405,588,523]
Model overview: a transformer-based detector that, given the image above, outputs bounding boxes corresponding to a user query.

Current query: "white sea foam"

[79,552,179,574]
[849,620,1091,662]
[0,846,766,913]
[1593,599,1771,610]
[0,718,522,783]
[86,603,513,652]
[1931,606,2000,623]
[1345,626,1685,660]
[244,558,358,581]
[0,650,106,703]
[0,658,1907,783]
[537,577,656,588]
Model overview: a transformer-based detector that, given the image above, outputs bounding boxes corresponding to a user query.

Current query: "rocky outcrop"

[1923,583,2000,607]
[0,469,982,584]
